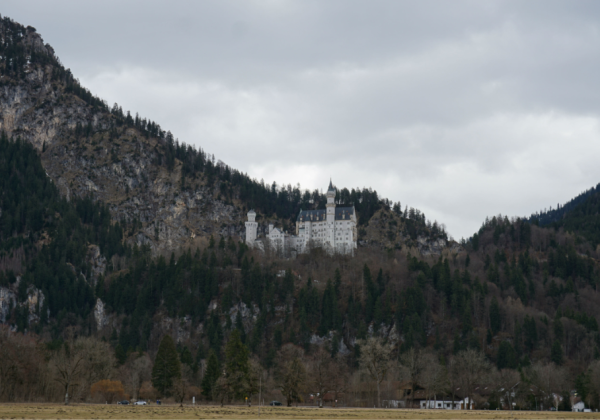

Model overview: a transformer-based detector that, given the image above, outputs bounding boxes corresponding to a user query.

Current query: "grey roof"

[327,179,335,193]
[297,207,355,222]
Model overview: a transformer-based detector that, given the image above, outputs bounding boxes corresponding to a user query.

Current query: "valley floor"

[0,404,596,420]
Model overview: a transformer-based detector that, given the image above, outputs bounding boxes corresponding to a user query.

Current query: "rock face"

[93,298,108,330]
[87,245,106,284]
[25,286,45,324]
[0,287,16,323]
[416,236,447,256]
[0,283,45,326]
[0,24,244,256]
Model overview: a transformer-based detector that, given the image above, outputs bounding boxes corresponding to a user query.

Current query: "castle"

[245,180,357,255]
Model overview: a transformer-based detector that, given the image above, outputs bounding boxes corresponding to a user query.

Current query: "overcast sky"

[5,1,600,239]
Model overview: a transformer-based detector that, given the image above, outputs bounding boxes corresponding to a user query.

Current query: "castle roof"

[297,207,355,222]
[327,179,335,193]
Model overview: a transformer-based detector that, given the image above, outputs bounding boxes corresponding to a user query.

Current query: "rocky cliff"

[0,19,244,257]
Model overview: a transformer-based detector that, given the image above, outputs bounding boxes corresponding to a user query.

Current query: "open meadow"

[0,404,597,420]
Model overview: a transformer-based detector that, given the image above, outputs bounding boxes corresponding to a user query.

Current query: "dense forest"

[2,14,600,411]
[3,134,600,409]
[531,185,600,247]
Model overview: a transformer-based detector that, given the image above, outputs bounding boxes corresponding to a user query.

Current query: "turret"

[245,210,258,246]
[326,179,336,223]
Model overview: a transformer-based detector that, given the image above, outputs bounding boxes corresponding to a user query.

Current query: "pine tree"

[496,341,517,369]
[553,313,564,342]
[152,335,181,396]
[201,350,220,400]
[489,296,501,336]
[524,315,538,352]
[224,329,251,401]
[551,340,563,365]
[115,344,127,365]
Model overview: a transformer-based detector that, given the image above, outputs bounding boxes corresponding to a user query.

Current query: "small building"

[419,397,473,410]
[573,401,586,412]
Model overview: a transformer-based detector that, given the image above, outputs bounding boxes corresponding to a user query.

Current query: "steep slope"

[531,184,600,227]
[532,185,600,248]
[0,15,448,258]
[0,17,241,254]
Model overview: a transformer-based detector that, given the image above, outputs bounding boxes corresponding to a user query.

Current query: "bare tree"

[77,337,116,400]
[418,351,445,409]
[51,339,87,404]
[122,354,152,400]
[453,349,491,409]
[172,377,188,407]
[0,326,42,402]
[329,355,350,407]
[358,336,393,408]
[589,360,600,409]
[213,375,231,407]
[399,347,426,408]
[525,361,570,410]
[276,345,307,407]
[309,348,333,408]
[490,368,520,410]
[445,356,460,409]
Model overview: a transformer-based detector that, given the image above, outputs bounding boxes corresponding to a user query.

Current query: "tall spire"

[327,178,335,193]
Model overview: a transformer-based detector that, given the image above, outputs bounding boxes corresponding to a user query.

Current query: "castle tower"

[245,210,258,246]
[326,180,336,251]
[326,179,336,223]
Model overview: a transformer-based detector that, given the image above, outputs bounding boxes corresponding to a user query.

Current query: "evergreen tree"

[180,346,193,367]
[551,340,563,365]
[489,296,501,336]
[115,344,127,365]
[224,329,251,401]
[524,315,538,352]
[152,335,181,396]
[496,341,517,369]
[553,313,564,342]
[201,350,220,400]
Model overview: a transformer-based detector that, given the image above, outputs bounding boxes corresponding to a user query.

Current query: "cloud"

[4,0,600,238]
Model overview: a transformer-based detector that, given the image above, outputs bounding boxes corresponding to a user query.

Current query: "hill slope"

[2,14,600,410]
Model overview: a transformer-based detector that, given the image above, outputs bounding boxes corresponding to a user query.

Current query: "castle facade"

[245,180,357,255]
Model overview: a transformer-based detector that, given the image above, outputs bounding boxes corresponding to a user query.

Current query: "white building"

[419,398,474,410]
[245,180,357,256]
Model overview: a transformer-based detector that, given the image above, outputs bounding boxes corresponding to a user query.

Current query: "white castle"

[245,180,357,256]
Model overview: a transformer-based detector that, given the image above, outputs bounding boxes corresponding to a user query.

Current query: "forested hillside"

[532,185,600,247]
[1,14,600,411]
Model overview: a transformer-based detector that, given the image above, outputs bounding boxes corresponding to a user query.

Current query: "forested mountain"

[1,15,600,411]
[531,184,600,247]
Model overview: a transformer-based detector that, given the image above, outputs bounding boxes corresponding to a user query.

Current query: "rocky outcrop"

[93,298,108,330]
[416,236,447,256]
[87,245,106,284]
[0,287,16,323]
[0,283,45,326]
[25,286,45,324]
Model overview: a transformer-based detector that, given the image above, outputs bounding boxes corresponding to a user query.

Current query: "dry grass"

[0,404,597,420]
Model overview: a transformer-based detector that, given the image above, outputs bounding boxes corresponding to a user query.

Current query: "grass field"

[0,404,597,420]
